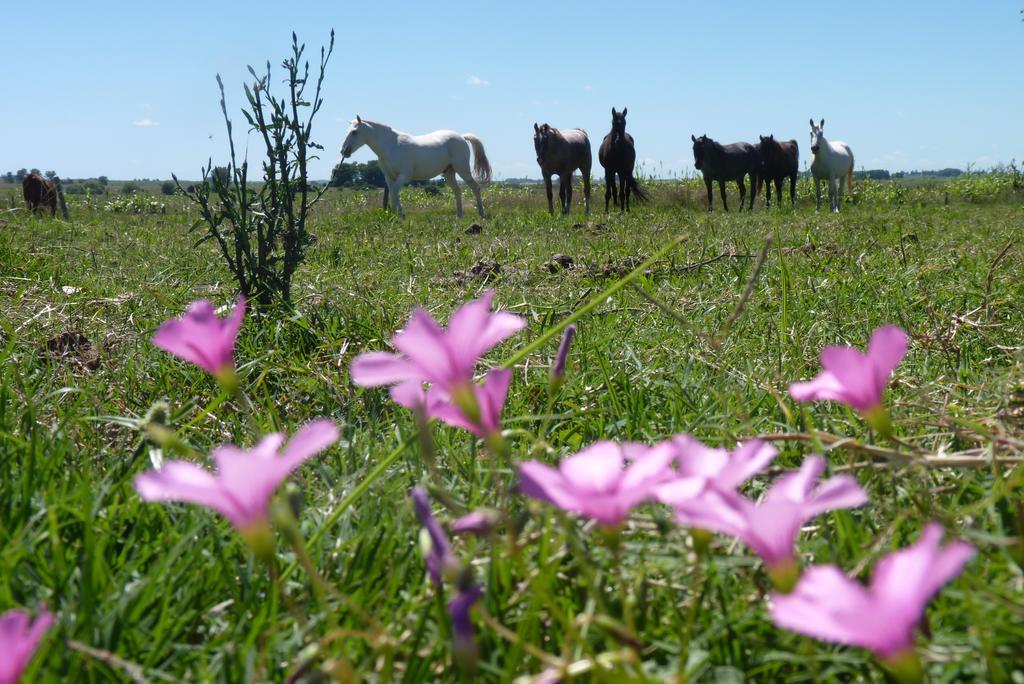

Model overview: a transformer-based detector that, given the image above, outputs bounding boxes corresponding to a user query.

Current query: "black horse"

[598,107,648,212]
[690,134,760,211]
[757,135,799,207]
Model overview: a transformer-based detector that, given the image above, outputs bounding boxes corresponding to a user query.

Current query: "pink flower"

[390,369,512,439]
[655,436,777,506]
[153,296,246,377]
[771,523,974,663]
[428,369,512,438]
[789,325,908,413]
[0,608,54,684]
[517,440,676,527]
[350,291,525,396]
[670,455,868,581]
[135,419,339,536]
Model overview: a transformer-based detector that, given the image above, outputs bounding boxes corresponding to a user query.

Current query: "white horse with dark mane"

[808,118,854,212]
[340,116,491,218]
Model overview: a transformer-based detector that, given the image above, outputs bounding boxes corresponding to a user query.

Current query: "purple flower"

[448,583,483,671]
[153,296,246,378]
[135,420,339,537]
[350,291,525,397]
[771,523,974,663]
[551,324,577,382]
[789,325,908,413]
[412,487,457,587]
[517,440,676,527]
[671,455,868,585]
[0,608,54,684]
[655,436,777,506]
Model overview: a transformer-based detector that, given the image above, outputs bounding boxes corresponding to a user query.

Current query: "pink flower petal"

[390,380,427,409]
[0,608,54,683]
[788,372,848,404]
[771,565,883,649]
[868,325,909,388]
[517,461,581,511]
[559,442,626,495]
[350,352,418,387]
[715,439,777,490]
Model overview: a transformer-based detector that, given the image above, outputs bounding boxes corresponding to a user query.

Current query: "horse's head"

[534,123,552,164]
[340,115,368,158]
[691,134,709,170]
[809,118,825,155]
[611,107,627,144]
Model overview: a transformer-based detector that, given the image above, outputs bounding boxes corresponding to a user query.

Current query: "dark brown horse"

[22,173,57,216]
[598,107,648,212]
[534,123,592,215]
[757,135,799,207]
[690,135,760,211]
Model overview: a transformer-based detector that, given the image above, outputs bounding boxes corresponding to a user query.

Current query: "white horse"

[340,116,491,218]
[808,118,854,212]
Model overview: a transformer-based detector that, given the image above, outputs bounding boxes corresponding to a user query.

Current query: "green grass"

[1,182,1023,682]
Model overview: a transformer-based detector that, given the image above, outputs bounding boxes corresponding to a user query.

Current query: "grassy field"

[2,180,1023,682]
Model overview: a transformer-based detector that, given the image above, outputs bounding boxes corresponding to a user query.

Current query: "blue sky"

[3,1,1021,180]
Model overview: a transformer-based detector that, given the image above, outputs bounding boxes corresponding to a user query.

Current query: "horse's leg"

[444,168,463,218]
[604,170,614,213]
[582,168,591,215]
[564,174,574,215]
[737,177,746,212]
[828,176,837,213]
[789,174,797,206]
[389,173,409,219]
[622,172,630,212]
[454,160,484,217]
[765,176,772,208]
[704,177,713,211]
[544,174,555,215]
[382,185,389,211]
[775,178,783,208]
[466,176,484,218]
[719,180,729,212]
[837,174,846,213]
[814,177,822,211]
[558,176,567,214]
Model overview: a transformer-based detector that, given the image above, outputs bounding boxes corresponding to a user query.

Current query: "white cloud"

[466,75,489,87]
[133,118,160,128]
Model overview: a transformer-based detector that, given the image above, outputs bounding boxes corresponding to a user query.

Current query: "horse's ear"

[820,119,825,129]
[809,118,814,128]
[622,107,627,116]
[356,115,362,124]
[691,134,696,142]
[611,107,617,116]
[534,123,539,133]
[770,134,774,140]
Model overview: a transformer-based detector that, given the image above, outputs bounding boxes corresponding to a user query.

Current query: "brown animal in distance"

[22,173,57,216]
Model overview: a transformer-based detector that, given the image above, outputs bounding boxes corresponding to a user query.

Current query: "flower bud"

[549,324,577,391]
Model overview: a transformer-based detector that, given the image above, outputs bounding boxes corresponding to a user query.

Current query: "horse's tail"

[847,155,855,190]
[463,133,492,185]
[628,176,650,203]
